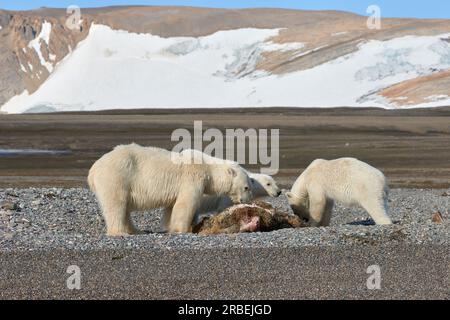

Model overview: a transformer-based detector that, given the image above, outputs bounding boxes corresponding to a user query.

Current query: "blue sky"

[1,1,450,19]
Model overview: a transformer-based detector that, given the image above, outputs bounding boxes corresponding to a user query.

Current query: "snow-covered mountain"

[1,6,449,113]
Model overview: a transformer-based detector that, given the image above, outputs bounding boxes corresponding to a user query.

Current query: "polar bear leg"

[124,208,141,235]
[169,201,196,234]
[308,192,327,227]
[361,198,392,225]
[103,202,135,236]
[320,200,334,227]
[168,187,203,233]
[95,188,138,236]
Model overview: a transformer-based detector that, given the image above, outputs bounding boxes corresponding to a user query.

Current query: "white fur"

[248,173,281,198]
[177,149,281,226]
[180,150,281,197]
[286,158,392,226]
[88,144,252,235]
[179,149,235,165]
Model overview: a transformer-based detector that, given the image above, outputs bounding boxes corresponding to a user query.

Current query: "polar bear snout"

[270,183,282,197]
[266,187,281,197]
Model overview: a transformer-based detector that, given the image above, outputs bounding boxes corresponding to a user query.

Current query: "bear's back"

[303,157,386,204]
[306,158,383,181]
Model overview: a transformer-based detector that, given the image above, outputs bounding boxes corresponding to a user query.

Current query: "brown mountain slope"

[377,69,450,107]
[262,19,450,74]
[0,8,89,106]
[0,6,449,108]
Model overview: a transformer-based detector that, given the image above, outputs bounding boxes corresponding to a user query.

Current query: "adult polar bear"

[286,158,392,227]
[161,149,281,230]
[88,144,253,235]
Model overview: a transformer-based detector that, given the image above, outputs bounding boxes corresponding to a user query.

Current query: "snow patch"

[425,94,449,102]
[28,21,53,73]
[3,25,450,113]
[355,35,450,83]
[332,32,348,36]
[293,45,328,59]
[262,41,305,52]
[401,98,450,109]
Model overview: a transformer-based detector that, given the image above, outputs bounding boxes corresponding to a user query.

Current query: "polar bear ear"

[227,167,237,177]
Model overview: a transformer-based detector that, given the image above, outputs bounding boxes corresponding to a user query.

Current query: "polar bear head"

[226,164,253,204]
[249,174,281,198]
[285,191,310,221]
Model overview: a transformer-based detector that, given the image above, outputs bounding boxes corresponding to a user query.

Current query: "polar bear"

[88,144,253,235]
[161,149,281,230]
[286,158,392,227]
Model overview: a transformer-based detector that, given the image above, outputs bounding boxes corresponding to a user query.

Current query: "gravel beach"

[1,187,449,299]
[1,188,449,250]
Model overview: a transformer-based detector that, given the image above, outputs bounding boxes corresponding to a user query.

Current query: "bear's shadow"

[346,219,400,226]
[346,219,376,226]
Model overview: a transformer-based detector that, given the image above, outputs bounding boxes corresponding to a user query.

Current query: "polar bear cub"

[249,173,282,198]
[88,144,253,235]
[286,158,392,227]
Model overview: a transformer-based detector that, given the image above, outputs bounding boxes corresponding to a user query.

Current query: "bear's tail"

[87,166,96,193]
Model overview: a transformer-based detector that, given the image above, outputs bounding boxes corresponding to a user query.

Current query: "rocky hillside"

[0,6,449,112]
[0,8,90,107]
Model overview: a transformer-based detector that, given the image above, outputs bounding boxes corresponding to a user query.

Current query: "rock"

[0,201,19,211]
[8,222,18,228]
[431,211,444,224]
[3,232,14,240]
[0,209,9,216]
[44,191,56,199]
